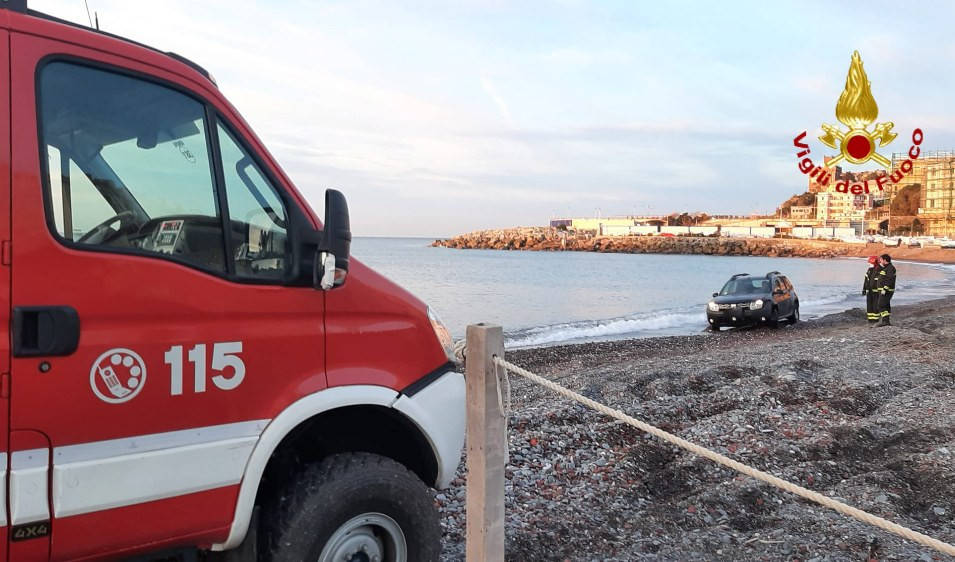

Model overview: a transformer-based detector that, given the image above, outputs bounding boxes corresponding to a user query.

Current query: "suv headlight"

[428,307,457,363]
[752,299,764,309]
[707,301,719,312]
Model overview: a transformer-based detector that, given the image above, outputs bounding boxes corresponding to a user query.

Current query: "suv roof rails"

[730,273,750,279]
[766,270,781,277]
[0,1,213,82]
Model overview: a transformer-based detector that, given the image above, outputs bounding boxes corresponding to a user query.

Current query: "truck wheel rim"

[319,512,407,562]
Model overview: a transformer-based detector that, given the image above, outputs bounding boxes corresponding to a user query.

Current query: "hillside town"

[550,149,955,241]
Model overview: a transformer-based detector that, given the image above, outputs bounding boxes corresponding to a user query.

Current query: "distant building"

[808,156,840,193]
[789,206,814,219]
[888,150,941,200]
[887,150,955,236]
[816,191,872,225]
[549,216,669,234]
[919,157,955,235]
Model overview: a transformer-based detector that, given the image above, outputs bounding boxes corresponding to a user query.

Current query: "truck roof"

[0,0,215,86]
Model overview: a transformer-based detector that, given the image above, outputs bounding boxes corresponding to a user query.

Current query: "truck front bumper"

[707,305,770,326]
[393,370,466,489]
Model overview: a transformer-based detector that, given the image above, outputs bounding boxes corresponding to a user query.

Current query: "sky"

[29,0,955,236]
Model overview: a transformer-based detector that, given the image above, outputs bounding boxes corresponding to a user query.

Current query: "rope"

[493,355,955,557]
[453,339,467,363]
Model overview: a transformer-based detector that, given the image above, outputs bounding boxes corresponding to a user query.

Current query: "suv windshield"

[720,277,771,296]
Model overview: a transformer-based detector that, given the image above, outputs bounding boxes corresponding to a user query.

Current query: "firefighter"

[862,255,881,324]
[876,254,896,327]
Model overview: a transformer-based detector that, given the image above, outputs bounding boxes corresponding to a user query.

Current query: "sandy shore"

[837,242,955,265]
[439,296,955,561]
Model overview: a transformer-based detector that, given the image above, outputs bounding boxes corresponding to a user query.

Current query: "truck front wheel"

[266,452,440,562]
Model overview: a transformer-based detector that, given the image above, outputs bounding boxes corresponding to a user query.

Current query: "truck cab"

[0,3,465,560]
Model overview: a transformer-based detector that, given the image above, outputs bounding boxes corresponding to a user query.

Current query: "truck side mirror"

[315,189,352,290]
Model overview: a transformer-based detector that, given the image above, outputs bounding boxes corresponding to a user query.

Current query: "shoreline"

[439,296,955,560]
[502,263,955,350]
[835,241,955,265]
[505,291,955,370]
[504,294,955,369]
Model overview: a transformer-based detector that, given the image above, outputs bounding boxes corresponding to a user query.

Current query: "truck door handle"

[13,306,81,357]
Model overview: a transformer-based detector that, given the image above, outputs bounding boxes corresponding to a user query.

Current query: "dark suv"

[706,271,799,331]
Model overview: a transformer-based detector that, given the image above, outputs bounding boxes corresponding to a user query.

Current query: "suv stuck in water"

[706,271,799,331]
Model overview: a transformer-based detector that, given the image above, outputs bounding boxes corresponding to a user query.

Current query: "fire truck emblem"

[818,50,896,168]
[90,348,147,404]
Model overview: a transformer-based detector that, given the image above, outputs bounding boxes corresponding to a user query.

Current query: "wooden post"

[465,323,506,562]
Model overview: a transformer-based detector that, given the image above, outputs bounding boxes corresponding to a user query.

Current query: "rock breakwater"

[432,227,851,259]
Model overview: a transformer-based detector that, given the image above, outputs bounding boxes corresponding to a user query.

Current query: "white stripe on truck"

[10,449,49,525]
[0,419,272,525]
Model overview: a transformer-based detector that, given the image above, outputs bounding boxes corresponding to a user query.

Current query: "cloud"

[479,70,515,128]
[27,0,955,237]
[538,48,630,65]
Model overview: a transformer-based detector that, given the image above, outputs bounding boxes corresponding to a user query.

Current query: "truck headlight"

[752,299,764,309]
[428,307,457,363]
[707,301,719,312]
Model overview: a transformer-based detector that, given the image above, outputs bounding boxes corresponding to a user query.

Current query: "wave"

[800,292,853,308]
[505,309,704,348]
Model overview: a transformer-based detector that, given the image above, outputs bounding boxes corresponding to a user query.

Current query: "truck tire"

[266,452,440,562]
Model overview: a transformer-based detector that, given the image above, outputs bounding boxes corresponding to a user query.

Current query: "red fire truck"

[0,2,465,560]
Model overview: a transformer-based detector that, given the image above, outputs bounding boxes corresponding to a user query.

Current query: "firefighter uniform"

[863,264,881,323]
[876,257,896,326]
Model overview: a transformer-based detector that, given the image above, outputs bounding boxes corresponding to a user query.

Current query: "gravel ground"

[437,297,955,561]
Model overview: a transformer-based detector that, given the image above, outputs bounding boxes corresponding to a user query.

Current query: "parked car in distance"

[706,271,799,331]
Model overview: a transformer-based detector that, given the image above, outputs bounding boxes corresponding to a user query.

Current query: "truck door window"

[47,146,117,240]
[38,61,226,273]
[216,121,289,279]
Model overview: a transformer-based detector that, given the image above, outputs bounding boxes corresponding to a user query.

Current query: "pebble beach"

[438,296,955,561]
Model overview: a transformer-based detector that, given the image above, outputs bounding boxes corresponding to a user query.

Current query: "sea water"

[352,237,955,348]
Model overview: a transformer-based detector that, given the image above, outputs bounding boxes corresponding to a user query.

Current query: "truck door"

[10,34,325,559]
[0,23,10,562]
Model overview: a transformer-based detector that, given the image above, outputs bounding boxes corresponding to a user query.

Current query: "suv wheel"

[788,302,799,324]
[266,453,440,562]
[768,308,779,329]
[710,322,721,332]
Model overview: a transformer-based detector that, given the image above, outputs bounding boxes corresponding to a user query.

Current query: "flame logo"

[835,51,878,128]
[818,51,896,168]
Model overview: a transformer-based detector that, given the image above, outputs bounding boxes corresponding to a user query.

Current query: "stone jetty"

[431,227,852,258]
